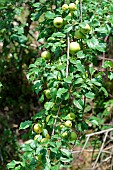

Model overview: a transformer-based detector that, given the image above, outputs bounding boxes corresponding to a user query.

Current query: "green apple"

[34,134,40,140]
[69,3,77,11]
[45,133,50,139]
[44,89,51,99]
[41,51,51,60]
[69,42,81,54]
[74,30,85,39]
[36,154,42,161]
[33,123,43,133]
[59,124,65,129]
[64,120,72,128]
[53,17,63,28]
[41,138,49,143]
[61,131,68,138]
[52,105,58,111]
[67,112,76,120]
[80,23,91,34]
[46,115,51,123]
[62,4,69,11]
[70,131,77,141]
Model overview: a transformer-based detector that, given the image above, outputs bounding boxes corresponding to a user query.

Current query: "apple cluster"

[40,2,91,60]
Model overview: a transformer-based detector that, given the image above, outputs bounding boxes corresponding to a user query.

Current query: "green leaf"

[95,26,111,34]
[108,72,113,80]
[73,100,83,110]
[50,147,58,153]
[74,78,83,84]
[77,51,85,59]
[64,24,73,33]
[52,32,65,38]
[75,60,85,73]
[7,160,23,169]
[99,87,108,97]
[45,11,55,19]
[91,78,102,86]
[96,43,106,52]
[19,120,32,130]
[91,120,99,126]
[60,157,71,163]
[87,37,99,49]
[103,61,113,68]
[44,102,54,111]
[51,165,60,170]
[57,88,68,98]
[61,149,71,157]
[64,76,73,83]
[89,67,95,76]
[85,92,95,99]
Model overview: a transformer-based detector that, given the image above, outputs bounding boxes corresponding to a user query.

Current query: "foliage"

[0,0,112,169]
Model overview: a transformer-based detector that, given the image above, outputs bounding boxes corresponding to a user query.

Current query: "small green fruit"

[53,17,63,28]
[69,42,81,54]
[69,3,77,11]
[36,154,42,161]
[64,120,72,128]
[44,89,51,99]
[70,131,77,141]
[80,23,91,34]
[41,51,51,60]
[67,112,76,120]
[45,133,50,139]
[62,4,69,11]
[34,134,40,140]
[52,105,58,111]
[62,131,68,138]
[41,138,49,143]
[74,30,85,39]
[33,124,43,134]
[59,124,65,129]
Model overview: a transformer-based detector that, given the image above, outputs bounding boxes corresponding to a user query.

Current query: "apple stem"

[66,33,70,78]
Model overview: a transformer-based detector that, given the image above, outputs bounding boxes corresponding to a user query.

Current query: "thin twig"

[92,131,108,169]
[0,148,3,164]
[52,104,61,136]
[66,33,70,78]
[71,149,110,154]
[97,55,113,61]
[80,0,82,22]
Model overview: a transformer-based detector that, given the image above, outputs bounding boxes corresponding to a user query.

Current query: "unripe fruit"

[69,42,81,54]
[59,124,65,129]
[62,4,69,11]
[74,30,85,39]
[45,133,50,139]
[53,17,63,28]
[34,134,40,140]
[80,23,91,34]
[33,123,43,134]
[41,138,48,143]
[69,3,77,11]
[67,112,76,120]
[64,120,72,128]
[70,131,77,141]
[62,131,68,138]
[41,51,51,60]
[44,89,51,99]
